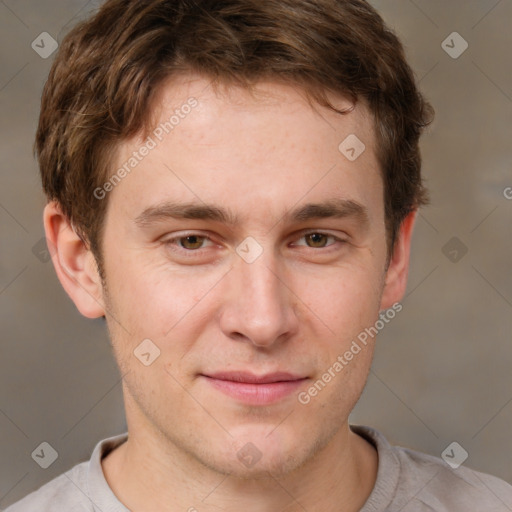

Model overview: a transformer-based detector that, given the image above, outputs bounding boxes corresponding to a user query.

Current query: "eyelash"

[163,230,346,258]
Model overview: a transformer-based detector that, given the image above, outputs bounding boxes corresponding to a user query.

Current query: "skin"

[45,74,416,512]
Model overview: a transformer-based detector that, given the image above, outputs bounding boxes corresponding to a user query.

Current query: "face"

[95,75,397,477]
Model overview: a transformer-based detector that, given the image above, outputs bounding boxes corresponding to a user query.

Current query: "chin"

[207,423,316,479]
[216,447,305,481]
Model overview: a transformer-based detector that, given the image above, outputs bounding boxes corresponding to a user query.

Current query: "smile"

[200,371,309,405]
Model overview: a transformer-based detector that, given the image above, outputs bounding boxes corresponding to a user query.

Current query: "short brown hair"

[35,0,434,272]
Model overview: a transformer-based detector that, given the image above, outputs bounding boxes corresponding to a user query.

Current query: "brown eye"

[179,235,206,250]
[304,233,330,248]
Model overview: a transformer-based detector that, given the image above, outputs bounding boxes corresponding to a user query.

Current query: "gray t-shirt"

[5,425,512,511]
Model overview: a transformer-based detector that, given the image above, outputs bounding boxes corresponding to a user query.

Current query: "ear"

[43,201,106,318]
[380,210,417,310]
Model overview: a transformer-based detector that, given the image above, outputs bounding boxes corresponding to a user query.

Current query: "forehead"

[109,74,382,226]
[148,74,377,149]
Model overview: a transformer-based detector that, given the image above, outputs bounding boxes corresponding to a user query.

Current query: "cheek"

[295,259,384,339]
[290,259,383,403]
[104,246,228,343]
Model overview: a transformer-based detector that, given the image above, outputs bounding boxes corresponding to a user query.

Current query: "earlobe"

[380,210,417,311]
[43,201,106,318]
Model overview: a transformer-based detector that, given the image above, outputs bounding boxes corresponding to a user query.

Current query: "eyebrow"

[134,198,370,229]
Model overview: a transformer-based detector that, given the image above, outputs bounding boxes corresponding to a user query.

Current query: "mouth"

[200,371,309,405]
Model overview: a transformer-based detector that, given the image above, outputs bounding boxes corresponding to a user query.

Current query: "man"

[7,0,512,510]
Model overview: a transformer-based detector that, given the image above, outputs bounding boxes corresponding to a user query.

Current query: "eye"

[162,230,345,261]
[177,234,209,250]
[164,233,214,252]
[293,231,344,249]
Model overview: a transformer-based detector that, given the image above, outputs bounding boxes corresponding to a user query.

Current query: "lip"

[201,371,308,405]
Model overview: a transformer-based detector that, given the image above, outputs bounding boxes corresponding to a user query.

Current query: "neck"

[102,419,377,512]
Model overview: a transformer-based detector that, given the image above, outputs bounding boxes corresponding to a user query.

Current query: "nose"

[218,250,299,347]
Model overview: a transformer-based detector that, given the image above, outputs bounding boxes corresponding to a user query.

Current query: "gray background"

[1,0,511,508]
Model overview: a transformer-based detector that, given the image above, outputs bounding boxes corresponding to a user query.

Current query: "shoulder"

[396,444,512,511]
[353,425,512,512]
[3,432,128,512]
[3,462,91,512]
